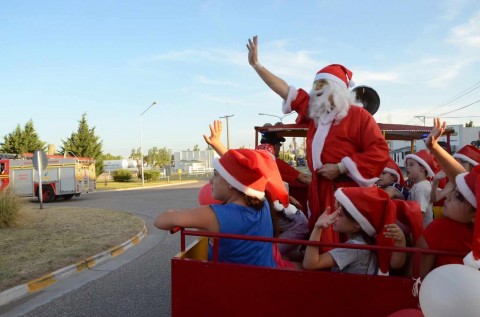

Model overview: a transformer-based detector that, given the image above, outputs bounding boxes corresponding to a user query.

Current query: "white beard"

[308,83,350,126]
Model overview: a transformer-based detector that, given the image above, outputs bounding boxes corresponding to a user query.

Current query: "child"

[154,149,290,268]
[405,150,438,228]
[415,118,478,277]
[377,157,409,200]
[431,145,480,215]
[303,186,405,275]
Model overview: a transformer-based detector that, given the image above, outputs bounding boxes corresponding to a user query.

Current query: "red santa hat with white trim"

[393,200,423,245]
[334,186,396,275]
[405,150,439,178]
[313,64,355,88]
[453,145,480,167]
[212,149,289,207]
[457,165,480,269]
[383,157,406,187]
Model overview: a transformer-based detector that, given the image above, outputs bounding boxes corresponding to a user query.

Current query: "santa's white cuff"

[337,162,347,174]
[282,85,297,114]
[463,251,480,269]
[341,157,379,187]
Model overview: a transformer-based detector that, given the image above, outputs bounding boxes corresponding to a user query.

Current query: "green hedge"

[111,169,133,182]
[138,170,160,182]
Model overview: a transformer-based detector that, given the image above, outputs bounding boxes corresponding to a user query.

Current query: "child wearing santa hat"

[431,144,480,215]
[415,118,478,277]
[154,148,290,268]
[405,150,439,228]
[303,186,405,275]
[377,157,409,200]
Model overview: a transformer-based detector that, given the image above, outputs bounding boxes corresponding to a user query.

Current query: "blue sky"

[1,0,479,156]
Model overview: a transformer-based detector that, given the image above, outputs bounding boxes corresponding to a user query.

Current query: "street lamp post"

[219,114,234,149]
[140,101,157,186]
[258,112,293,124]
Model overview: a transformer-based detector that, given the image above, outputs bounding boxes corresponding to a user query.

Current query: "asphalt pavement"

[0,181,205,317]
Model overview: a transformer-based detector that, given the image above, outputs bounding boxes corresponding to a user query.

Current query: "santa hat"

[383,157,406,187]
[198,183,224,205]
[313,64,355,88]
[255,143,276,158]
[405,150,438,178]
[393,200,423,245]
[459,165,480,268]
[453,145,480,167]
[212,149,289,207]
[334,187,396,275]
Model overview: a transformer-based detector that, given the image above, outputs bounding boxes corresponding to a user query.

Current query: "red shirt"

[423,217,473,268]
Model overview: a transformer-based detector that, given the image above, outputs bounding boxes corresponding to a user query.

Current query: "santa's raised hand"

[247,35,259,67]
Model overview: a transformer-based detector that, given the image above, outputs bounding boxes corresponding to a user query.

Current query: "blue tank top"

[208,202,276,268]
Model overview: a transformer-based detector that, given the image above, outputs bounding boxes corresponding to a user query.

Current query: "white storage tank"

[104,160,129,172]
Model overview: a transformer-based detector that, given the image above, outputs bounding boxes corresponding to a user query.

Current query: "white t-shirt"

[408,179,433,228]
[328,236,377,275]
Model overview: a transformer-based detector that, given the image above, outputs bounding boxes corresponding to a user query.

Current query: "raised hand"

[246,35,259,67]
[314,206,339,229]
[203,120,223,147]
[425,118,447,151]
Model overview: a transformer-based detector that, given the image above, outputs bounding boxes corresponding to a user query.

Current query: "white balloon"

[420,264,480,317]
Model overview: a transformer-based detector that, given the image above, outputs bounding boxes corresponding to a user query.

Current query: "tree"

[157,147,171,167]
[101,153,122,161]
[466,120,474,127]
[193,144,200,151]
[61,113,104,176]
[1,120,46,154]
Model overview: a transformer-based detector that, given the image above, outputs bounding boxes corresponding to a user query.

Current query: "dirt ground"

[0,200,144,292]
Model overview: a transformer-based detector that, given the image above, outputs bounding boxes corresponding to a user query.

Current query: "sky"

[1,0,480,157]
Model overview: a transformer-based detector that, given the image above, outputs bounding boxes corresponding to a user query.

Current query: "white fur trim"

[383,167,400,183]
[334,189,376,236]
[273,200,297,215]
[404,154,435,177]
[453,153,479,167]
[342,157,379,187]
[282,85,297,114]
[311,119,334,170]
[213,159,265,200]
[314,73,347,88]
[377,270,389,276]
[463,251,480,269]
[456,172,477,208]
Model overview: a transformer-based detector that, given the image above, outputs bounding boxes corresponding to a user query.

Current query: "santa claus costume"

[281,64,389,243]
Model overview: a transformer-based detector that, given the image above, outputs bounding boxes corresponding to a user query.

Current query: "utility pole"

[414,116,426,126]
[219,114,234,149]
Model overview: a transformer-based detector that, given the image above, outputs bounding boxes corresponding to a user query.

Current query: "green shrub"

[143,170,160,182]
[0,188,21,228]
[111,169,133,182]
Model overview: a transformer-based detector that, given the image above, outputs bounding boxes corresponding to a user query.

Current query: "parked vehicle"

[296,156,306,166]
[0,155,96,202]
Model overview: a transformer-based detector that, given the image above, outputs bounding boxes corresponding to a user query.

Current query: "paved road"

[1,181,206,317]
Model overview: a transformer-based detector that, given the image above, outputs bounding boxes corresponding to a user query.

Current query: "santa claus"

[247,36,389,244]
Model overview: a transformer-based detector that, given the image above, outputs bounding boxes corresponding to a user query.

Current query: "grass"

[0,202,144,292]
[0,189,22,228]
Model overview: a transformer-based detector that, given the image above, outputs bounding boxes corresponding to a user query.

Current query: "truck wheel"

[63,194,74,200]
[41,186,55,203]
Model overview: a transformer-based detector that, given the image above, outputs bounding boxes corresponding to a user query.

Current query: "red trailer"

[169,228,464,317]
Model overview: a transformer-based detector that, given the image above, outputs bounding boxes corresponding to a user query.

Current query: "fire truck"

[0,155,96,202]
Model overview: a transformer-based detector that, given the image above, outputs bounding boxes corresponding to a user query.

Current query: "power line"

[420,80,480,115]
[435,98,480,116]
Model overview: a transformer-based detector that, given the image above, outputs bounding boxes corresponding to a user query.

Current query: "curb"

[0,223,148,307]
